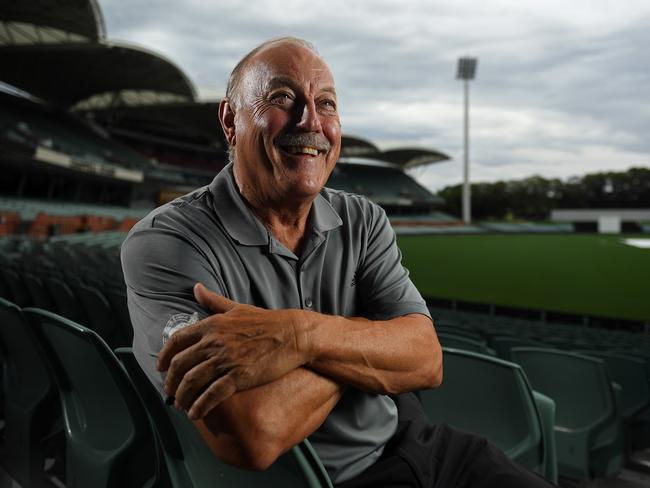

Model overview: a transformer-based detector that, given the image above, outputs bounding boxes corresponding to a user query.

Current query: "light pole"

[456,57,477,224]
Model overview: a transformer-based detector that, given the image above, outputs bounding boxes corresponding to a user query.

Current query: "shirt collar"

[209,163,342,246]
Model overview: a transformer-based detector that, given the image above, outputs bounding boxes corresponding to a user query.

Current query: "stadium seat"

[436,332,495,355]
[24,307,160,488]
[23,272,56,311]
[605,351,650,450]
[435,324,485,342]
[115,348,333,488]
[0,298,63,488]
[490,336,550,361]
[105,288,134,345]
[2,268,31,307]
[419,348,557,483]
[576,351,650,420]
[0,270,10,302]
[43,276,88,324]
[532,391,558,484]
[69,282,127,348]
[510,347,624,481]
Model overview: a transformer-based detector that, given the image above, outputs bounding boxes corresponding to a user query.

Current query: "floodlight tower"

[456,57,477,224]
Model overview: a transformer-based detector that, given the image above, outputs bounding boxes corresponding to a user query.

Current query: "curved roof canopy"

[371,148,450,169]
[339,136,448,169]
[0,41,196,107]
[0,0,105,45]
[340,135,379,157]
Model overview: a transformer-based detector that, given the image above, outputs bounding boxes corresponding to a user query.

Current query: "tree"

[436,167,650,220]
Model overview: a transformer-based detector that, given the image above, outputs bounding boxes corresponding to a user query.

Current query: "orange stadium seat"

[0,212,20,235]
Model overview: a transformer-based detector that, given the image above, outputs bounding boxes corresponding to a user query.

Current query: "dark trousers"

[337,393,556,488]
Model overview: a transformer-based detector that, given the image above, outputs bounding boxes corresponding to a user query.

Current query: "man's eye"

[271,93,293,105]
[320,99,337,111]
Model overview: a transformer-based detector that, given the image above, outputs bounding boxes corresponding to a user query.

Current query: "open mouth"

[279,145,324,157]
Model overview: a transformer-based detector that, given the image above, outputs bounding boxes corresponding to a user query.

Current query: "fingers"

[187,373,238,420]
[194,283,237,314]
[163,341,218,398]
[157,326,202,372]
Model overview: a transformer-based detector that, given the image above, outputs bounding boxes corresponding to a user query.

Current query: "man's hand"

[157,283,309,419]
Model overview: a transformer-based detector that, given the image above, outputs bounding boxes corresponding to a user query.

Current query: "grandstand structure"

[1,0,456,237]
[2,3,650,488]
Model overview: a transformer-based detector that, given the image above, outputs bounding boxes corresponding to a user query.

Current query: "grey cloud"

[100,0,650,191]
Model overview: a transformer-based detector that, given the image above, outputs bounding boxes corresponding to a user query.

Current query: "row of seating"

[10,233,648,485]
[0,196,150,222]
[0,235,562,485]
[0,295,560,487]
[430,307,650,483]
[0,238,132,350]
[0,297,334,487]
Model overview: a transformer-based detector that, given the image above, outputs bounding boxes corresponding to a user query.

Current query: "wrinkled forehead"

[241,43,336,98]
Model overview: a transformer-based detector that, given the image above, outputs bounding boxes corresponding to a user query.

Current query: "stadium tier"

[3,2,650,488]
[2,232,650,486]
[327,161,442,214]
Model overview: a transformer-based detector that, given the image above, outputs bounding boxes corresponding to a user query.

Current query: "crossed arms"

[157,282,442,470]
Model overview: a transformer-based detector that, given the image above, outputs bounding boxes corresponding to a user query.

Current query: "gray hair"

[225,36,319,110]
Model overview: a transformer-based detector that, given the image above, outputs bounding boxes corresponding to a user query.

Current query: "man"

[122,37,554,487]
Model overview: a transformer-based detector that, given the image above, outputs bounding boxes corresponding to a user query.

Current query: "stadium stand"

[3,1,650,487]
[327,161,443,215]
[0,298,64,488]
[420,348,558,483]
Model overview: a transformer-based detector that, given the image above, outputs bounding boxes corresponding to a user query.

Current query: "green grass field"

[397,234,650,322]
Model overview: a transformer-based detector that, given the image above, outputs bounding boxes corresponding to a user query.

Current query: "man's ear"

[219,98,236,146]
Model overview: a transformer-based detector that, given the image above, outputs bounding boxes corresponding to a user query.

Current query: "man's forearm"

[158,285,442,422]
[300,312,442,396]
[194,366,341,470]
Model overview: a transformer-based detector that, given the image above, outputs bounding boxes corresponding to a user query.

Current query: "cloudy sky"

[101,0,650,192]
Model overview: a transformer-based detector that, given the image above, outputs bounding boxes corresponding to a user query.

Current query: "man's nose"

[296,100,322,132]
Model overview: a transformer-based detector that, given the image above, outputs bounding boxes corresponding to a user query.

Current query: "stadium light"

[456,57,477,224]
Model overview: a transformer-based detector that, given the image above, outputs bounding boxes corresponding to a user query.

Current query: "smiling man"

[122,37,555,487]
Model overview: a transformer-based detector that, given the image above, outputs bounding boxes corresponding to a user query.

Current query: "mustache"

[275,133,331,152]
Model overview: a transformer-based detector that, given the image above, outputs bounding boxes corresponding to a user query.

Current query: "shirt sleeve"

[356,203,432,322]
[121,225,225,396]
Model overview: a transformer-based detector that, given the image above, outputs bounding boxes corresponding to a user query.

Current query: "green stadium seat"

[532,391,558,484]
[115,348,333,488]
[576,351,649,420]
[436,333,495,356]
[490,336,550,361]
[510,347,624,481]
[2,268,31,307]
[419,348,557,483]
[105,288,134,345]
[435,324,485,343]
[606,351,650,450]
[0,270,10,301]
[0,298,63,488]
[69,282,127,348]
[23,272,56,311]
[24,307,159,488]
[43,276,88,324]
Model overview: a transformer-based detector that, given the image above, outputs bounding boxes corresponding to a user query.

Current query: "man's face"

[232,42,341,202]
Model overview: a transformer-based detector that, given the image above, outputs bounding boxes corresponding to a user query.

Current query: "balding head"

[225,37,319,109]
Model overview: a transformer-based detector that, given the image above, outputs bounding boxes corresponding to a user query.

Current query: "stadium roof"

[340,135,380,157]
[0,41,196,108]
[372,148,450,169]
[88,101,224,143]
[0,0,105,45]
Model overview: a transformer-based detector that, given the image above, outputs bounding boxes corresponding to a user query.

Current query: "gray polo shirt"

[121,163,431,484]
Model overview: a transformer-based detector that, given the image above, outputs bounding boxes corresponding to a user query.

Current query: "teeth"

[286,146,319,156]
